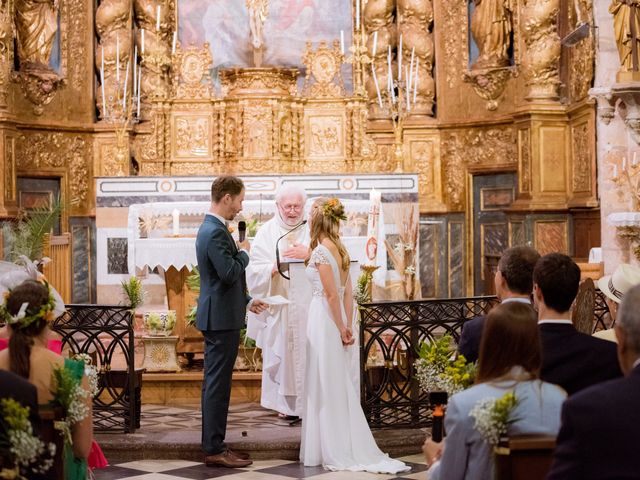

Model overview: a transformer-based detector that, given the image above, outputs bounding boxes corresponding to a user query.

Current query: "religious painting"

[305,115,344,158]
[178,0,352,75]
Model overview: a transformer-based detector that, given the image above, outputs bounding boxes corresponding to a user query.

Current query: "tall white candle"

[613,164,618,178]
[413,58,419,104]
[123,60,129,109]
[172,209,180,236]
[355,0,360,30]
[387,45,392,89]
[101,46,107,119]
[141,29,145,54]
[398,33,402,80]
[372,64,383,108]
[623,157,627,171]
[133,45,137,98]
[116,33,120,83]
[340,30,345,55]
[156,5,161,31]
[405,65,410,111]
[172,31,177,54]
[409,47,415,88]
[372,31,378,57]
[634,151,638,166]
[137,65,142,117]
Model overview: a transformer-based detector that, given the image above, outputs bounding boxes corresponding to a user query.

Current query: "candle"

[116,33,120,83]
[101,46,107,119]
[387,45,393,89]
[623,157,627,171]
[340,30,345,55]
[409,47,415,89]
[413,58,419,104]
[372,30,378,57]
[141,29,145,54]
[355,0,360,30]
[123,60,129,109]
[172,31,177,54]
[405,66,410,111]
[398,33,402,80]
[635,151,638,166]
[613,164,618,178]
[133,45,137,98]
[136,65,142,117]
[172,209,180,236]
[372,64,383,108]
[156,5,161,31]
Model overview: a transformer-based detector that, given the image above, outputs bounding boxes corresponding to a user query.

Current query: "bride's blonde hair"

[307,198,350,271]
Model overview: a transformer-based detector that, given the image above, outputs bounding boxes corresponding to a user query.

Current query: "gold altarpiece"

[0,0,599,298]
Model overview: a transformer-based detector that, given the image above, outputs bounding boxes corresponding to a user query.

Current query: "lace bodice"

[306,245,346,298]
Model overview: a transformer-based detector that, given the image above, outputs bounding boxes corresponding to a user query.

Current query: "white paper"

[260,295,291,305]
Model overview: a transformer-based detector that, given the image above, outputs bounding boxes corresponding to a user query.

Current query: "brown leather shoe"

[228,448,250,460]
[204,450,252,468]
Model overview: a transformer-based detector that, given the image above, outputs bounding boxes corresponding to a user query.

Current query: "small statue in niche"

[610,0,640,71]
[470,0,513,69]
[15,0,59,71]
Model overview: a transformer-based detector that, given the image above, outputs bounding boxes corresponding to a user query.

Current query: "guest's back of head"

[498,246,540,295]
[477,302,541,383]
[533,253,580,313]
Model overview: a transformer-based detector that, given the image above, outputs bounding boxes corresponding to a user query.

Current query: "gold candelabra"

[360,264,379,303]
[345,29,371,98]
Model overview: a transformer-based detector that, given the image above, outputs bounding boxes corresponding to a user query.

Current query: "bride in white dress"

[300,198,410,474]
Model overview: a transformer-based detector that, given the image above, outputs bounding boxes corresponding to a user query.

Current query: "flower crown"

[0,281,57,329]
[322,198,347,222]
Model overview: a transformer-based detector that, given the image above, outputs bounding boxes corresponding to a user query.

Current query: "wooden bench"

[494,435,556,480]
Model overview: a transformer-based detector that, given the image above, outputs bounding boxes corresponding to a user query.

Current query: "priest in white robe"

[246,185,309,418]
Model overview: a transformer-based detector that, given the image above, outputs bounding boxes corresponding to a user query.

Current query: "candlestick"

[172,209,180,236]
[372,64,383,108]
[172,31,177,54]
[372,31,378,57]
[156,5,161,31]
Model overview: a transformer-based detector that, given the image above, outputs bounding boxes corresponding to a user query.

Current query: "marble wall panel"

[70,217,96,303]
[107,238,128,275]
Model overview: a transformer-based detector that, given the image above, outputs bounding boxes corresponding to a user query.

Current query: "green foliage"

[354,272,369,304]
[185,266,200,327]
[415,334,476,395]
[240,328,256,348]
[246,218,260,238]
[8,199,64,262]
[121,276,145,309]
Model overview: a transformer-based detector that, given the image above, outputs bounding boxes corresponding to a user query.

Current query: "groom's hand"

[249,299,268,314]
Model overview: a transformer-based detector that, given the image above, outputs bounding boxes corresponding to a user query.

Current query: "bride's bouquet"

[414,334,475,396]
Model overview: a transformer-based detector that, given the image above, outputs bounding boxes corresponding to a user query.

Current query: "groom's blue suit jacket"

[195,214,250,331]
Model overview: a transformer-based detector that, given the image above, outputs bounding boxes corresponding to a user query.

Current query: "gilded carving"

[364,0,395,116]
[463,68,515,110]
[301,41,345,98]
[307,116,343,158]
[0,0,14,107]
[442,127,517,209]
[171,162,213,176]
[243,108,271,158]
[64,0,87,96]
[610,0,640,72]
[519,128,531,194]
[15,133,90,205]
[174,116,210,158]
[412,140,434,199]
[172,43,214,100]
[15,0,59,68]
[522,0,561,100]
[568,0,594,102]
[470,0,513,69]
[442,0,468,89]
[4,136,15,202]
[571,122,590,193]
[219,68,299,96]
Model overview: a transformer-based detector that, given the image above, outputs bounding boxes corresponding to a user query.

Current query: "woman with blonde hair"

[300,198,409,474]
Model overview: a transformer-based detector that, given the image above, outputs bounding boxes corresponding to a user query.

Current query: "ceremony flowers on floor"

[470,391,520,446]
[414,334,475,396]
[0,398,55,479]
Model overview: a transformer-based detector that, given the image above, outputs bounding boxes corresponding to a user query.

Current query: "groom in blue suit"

[196,175,267,468]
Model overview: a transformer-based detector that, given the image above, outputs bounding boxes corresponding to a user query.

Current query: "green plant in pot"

[144,310,177,336]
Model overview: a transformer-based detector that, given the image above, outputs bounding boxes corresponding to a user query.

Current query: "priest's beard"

[277,210,305,230]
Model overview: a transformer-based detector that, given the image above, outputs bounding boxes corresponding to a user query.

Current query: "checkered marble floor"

[93,455,428,480]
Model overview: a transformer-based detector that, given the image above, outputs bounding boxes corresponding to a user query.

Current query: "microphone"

[275,220,307,280]
[238,221,247,242]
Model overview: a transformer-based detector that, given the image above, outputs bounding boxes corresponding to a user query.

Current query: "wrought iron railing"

[358,296,498,429]
[593,289,612,332]
[52,305,137,433]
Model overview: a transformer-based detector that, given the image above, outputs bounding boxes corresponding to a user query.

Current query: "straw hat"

[597,264,640,304]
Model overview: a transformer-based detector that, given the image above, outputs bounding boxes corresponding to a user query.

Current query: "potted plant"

[121,276,145,329]
[234,329,262,371]
[143,310,177,336]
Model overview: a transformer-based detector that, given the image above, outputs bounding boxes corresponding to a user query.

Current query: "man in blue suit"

[458,245,540,363]
[196,175,267,468]
[548,283,640,479]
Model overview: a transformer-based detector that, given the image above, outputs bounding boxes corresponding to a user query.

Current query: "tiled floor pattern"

[93,455,428,480]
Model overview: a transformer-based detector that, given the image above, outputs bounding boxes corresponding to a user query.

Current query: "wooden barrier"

[43,233,72,303]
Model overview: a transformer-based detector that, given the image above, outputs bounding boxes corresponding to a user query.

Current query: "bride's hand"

[341,328,355,346]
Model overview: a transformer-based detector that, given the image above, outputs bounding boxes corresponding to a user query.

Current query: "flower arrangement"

[73,353,99,398]
[322,198,347,222]
[52,366,90,446]
[353,271,370,304]
[414,334,475,396]
[0,398,55,479]
[120,276,145,310]
[469,391,520,446]
[384,205,419,300]
[0,281,57,330]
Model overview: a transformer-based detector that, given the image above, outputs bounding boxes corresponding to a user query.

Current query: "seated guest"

[593,263,640,342]
[458,245,540,363]
[0,324,63,353]
[533,253,622,395]
[424,302,566,480]
[0,368,39,428]
[0,280,93,480]
[548,283,640,479]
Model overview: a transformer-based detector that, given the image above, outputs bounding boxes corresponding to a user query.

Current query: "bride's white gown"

[300,245,410,474]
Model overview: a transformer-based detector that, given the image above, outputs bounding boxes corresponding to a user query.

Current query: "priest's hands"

[283,243,309,259]
[249,299,268,314]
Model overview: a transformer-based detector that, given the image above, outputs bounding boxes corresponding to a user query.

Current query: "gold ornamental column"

[0,0,17,218]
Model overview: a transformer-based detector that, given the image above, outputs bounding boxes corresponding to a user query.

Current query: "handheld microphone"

[275,220,307,280]
[429,391,448,442]
[238,221,247,242]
